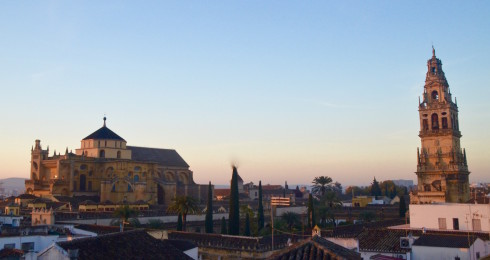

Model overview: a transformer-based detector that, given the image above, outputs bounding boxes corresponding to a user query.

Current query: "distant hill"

[0,177,26,195]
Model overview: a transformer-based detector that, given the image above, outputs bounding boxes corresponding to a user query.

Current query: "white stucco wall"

[0,235,58,253]
[410,203,490,232]
[411,238,486,260]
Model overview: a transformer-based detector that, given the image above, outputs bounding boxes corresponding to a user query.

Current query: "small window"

[21,242,34,252]
[127,184,132,192]
[105,141,107,147]
[80,164,87,170]
[111,184,116,192]
[134,175,139,182]
[117,151,121,159]
[99,150,105,158]
[442,117,448,129]
[4,244,15,249]
[453,218,459,230]
[431,67,436,73]
[438,218,447,229]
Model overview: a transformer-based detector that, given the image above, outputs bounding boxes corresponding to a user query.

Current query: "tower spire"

[432,45,435,57]
[103,116,107,127]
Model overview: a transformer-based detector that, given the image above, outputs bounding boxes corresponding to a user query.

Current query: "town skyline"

[1,2,490,187]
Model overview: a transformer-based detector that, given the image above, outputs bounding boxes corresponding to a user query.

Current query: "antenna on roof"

[103,115,107,127]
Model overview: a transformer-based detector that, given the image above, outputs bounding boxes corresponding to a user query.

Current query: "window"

[80,174,86,191]
[438,218,447,229]
[99,150,105,158]
[111,184,116,192]
[422,119,429,130]
[105,141,107,147]
[432,90,439,100]
[88,181,92,191]
[21,242,34,252]
[442,117,448,129]
[134,175,139,182]
[73,181,77,191]
[127,184,132,192]
[472,219,481,231]
[453,218,459,230]
[117,151,121,159]
[4,244,15,249]
[431,113,439,130]
[431,67,436,74]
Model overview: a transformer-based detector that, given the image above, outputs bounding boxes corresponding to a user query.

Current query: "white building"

[410,203,490,232]
[411,234,486,260]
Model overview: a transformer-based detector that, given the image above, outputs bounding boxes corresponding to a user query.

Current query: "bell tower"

[412,48,470,204]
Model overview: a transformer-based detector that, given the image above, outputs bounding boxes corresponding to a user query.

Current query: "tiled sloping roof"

[53,195,100,208]
[271,235,361,260]
[357,229,415,254]
[325,218,406,238]
[82,126,125,141]
[412,234,479,248]
[214,189,230,197]
[127,146,189,168]
[57,230,192,260]
[74,224,126,235]
[166,239,197,251]
[16,194,37,199]
[168,231,294,252]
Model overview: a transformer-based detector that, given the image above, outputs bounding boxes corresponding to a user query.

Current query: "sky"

[0,1,489,187]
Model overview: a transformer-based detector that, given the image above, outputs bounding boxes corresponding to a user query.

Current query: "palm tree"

[281,211,300,232]
[113,205,137,232]
[167,196,199,231]
[312,176,333,197]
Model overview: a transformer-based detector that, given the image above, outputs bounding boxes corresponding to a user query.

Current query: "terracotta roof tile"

[57,230,192,260]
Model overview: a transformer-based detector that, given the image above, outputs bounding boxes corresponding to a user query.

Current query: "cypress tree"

[244,213,251,236]
[392,185,397,199]
[177,213,183,231]
[307,193,315,228]
[257,181,264,231]
[384,182,389,197]
[370,177,382,199]
[399,195,407,218]
[228,166,240,235]
[205,181,213,233]
[220,217,227,234]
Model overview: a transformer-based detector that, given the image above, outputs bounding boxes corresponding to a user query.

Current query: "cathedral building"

[25,118,208,205]
[411,48,470,204]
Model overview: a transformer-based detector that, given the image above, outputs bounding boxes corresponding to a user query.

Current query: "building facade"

[411,48,470,204]
[25,118,208,205]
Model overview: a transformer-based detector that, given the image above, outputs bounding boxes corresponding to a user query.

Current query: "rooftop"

[412,234,479,248]
[56,229,192,260]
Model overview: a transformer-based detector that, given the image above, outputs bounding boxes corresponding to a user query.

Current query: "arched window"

[127,184,132,192]
[99,150,105,158]
[431,91,439,100]
[431,113,439,130]
[134,175,139,182]
[117,151,121,159]
[422,119,428,131]
[442,117,448,129]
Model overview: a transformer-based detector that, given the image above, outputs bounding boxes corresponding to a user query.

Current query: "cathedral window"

[99,150,105,158]
[431,91,439,100]
[80,174,86,191]
[117,151,121,159]
[127,184,132,192]
[431,113,439,130]
[111,184,116,192]
[442,117,448,129]
[431,67,436,74]
[422,119,429,130]
[134,175,139,182]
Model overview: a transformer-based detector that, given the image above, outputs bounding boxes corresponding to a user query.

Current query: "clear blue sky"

[1,1,489,187]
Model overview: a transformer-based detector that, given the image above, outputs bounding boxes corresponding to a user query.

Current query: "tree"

[228,166,240,235]
[177,213,183,231]
[205,181,213,233]
[220,217,227,234]
[244,213,251,236]
[281,211,300,231]
[257,181,264,232]
[322,191,342,208]
[370,177,382,198]
[312,176,334,197]
[384,182,389,197]
[399,195,407,218]
[113,205,137,232]
[307,193,315,228]
[167,196,199,231]
[392,185,397,199]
